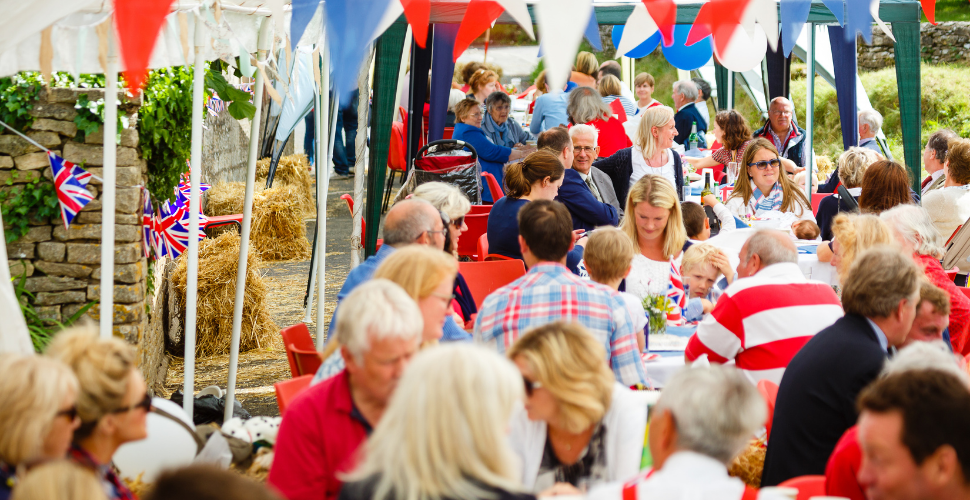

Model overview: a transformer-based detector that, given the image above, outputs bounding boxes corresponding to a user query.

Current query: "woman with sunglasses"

[0,354,80,500]
[46,326,150,500]
[704,137,814,235]
[506,322,647,494]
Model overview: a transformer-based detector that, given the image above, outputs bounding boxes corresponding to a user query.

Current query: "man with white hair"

[538,126,619,232]
[586,366,787,500]
[671,80,707,148]
[753,97,807,172]
[270,279,423,500]
[569,124,622,214]
[858,108,887,157]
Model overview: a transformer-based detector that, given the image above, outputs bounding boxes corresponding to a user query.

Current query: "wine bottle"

[701,170,714,197]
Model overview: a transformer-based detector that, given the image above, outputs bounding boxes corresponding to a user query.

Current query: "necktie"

[921,175,932,189]
[585,176,603,202]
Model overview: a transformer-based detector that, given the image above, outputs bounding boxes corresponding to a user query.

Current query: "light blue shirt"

[530,91,570,134]
[865,317,889,352]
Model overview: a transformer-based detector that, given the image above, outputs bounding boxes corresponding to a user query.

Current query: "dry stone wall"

[858,22,970,70]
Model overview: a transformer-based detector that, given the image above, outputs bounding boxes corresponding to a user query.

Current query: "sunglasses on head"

[522,375,542,397]
[110,393,152,414]
[56,405,79,421]
[747,158,782,170]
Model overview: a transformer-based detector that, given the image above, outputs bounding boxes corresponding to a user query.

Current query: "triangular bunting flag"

[537,0,592,92]
[821,0,845,25]
[48,151,94,230]
[780,0,812,57]
[401,0,432,48]
[686,0,750,56]
[291,0,322,49]
[114,0,176,94]
[846,0,874,43]
[642,0,677,47]
[142,189,153,259]
[583,7,603,51]
[921,0,937,25]
[326,0,395,99]
[453,0,507,61]
[616,2,659,57]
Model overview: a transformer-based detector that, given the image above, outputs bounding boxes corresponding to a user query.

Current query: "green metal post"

[713,62,729,111]
[365,21,408,257]
[892,21,922,195]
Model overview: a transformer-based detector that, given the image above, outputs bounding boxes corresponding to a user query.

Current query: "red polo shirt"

[268,370,371,500]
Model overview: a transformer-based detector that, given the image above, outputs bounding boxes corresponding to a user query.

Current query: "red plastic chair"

[384,121,408,212]
[275,374,313,415]
[482,172,504,203]
[457,213,489,259]
[289,344,323,376]
[777,475,826,500]
[458,260,527,309]
[340,194,383,252]
[757,379,780,441]
[811,193,832,216]
[476,233,516,262]
[280,324,315,378]
[442,127,454,139]
[468,204,492,215]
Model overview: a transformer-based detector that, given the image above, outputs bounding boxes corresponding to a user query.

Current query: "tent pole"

[99,23,118,340]
[892,21,922,194]
[224,16,271,424]
[805,23,816,198]
[315,41,331,349]
[183,12,206,420]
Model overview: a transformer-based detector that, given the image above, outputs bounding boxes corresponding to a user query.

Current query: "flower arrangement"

[642,294,675,336]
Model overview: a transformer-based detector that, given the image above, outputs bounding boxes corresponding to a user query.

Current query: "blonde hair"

[831,213,894,281]
[45,325,137,439]
[633,72,655,89]
[635,105,675,160]
[344,344,524,500]
[621,175,687,260]
[574,52,599,77]
[11,460,106,500]
[728,137,811,216]
[583,227,636,283]
[597,74,623,97]
[0,354,78,465]
[453,98,481,124]
[837,147,880,188]
[412,182,471,223]
[374,246,458,302]
[681,243,721,276]
[507,322,614,433]
[534,70,548,95]
[467,69,498,95]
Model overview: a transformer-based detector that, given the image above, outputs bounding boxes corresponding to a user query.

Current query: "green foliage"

[139,66,194,202]
[0,176,60,243]
[12,267,96,352]
[0,72,44,132]
[73,92,127,142]
[934,0,970,22]
[204,69,256,120]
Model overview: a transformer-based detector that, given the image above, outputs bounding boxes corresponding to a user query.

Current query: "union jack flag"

[48,151,94,230]
[142,189,153,259]
[71,164,93,188]
[175,163,211,208]
[156,201,207,259]
[667,260,686,324]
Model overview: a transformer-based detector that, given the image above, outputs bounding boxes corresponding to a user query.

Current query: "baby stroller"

[388,139,481,209]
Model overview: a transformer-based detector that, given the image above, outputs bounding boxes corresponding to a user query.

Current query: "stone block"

[46,88,78,103]
[83,167,141,187]
[76,212,139,225]
[116,322,142,344]
[0,156,13,169]
[120,127,139,149]
[15,151,58,170]
[21,225,51,244]
[34,260,94,278]
[0,135,41,157]
[36,305,61,325]
[29,102,77,121]
[66,242,141,265]
[0,169,41,184]
[81,187,141,214]
[53,223,141,243]
[27,131,61,148]
[6,242,34,259]
[92,261,145,284]
[37,241,66,262]
[83,126,103,145]
[63,142,140,167]
[69,301,143,324]
[34,290,86,305]
[25,276,88,292]
[87,283,145,304]
[30,118,78,137]
[8,260,34,277]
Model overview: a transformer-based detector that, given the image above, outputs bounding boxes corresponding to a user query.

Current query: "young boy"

[680,243,734,323]
[792,220,821,240]
[681,201,711,241]
[582,227,648,352]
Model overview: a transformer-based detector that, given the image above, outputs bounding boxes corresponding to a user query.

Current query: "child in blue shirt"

[681,243,734,323]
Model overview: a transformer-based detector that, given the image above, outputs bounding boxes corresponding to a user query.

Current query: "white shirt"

[695,100,710,128]
[630,146,676,190]
[626,254,673,302]
[619,291,648,335]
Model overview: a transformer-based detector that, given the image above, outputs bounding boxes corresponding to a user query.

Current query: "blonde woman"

[46,326,149,500]
[592,105,684,206]
[566,87,631,159]
[0,355,80,498]
[10,460,106,500]
[597,75,636,117]
[340,344,537,500]
[633,72,659,115]
[620,175,688,305]
[823,213,893,282]
[507,322,647,492]
[816,147,881,240]
[570,52,598,88]
[314,246,460,383]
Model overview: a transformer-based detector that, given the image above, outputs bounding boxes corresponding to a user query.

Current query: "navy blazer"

[592,147,685,208]
[555,169,620,232]
[673,103,708,148]
[762,313,887,486]
[486,196,585,275]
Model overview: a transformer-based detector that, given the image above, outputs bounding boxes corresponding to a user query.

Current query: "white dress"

[626,254,672,302]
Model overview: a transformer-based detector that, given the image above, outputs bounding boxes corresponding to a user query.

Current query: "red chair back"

[275,375,313,415]
[947,225,964,246]
[280,324,315,378]
[458,260,527,309]
[339,194,382,252]
[457,213,489,259]
[389,121,406,171]
[443,127,454,139]
[757,379,780,441]
[468,204,492,215]
[962,287,970,300]
[609,99,628,123]
[482,172,504,203]
[811,193,832,216]
[476,233,516,262]
[777,475,826,500]
[289,344,323,376]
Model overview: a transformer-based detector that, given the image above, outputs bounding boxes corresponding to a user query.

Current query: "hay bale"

[205,182,258,217]
[728,436,767,488]
[251,184,312,261]
[256,154,315,217]
[171,232,278,358]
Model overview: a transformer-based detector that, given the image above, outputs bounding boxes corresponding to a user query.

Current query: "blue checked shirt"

[473,263,647,386]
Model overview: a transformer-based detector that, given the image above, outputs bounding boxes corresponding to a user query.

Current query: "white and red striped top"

[685,263,843,386]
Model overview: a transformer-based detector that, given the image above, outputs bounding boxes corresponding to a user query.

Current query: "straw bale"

[251,184,311,262]
[255,154,315,217]
[728,436,767,488]
[205,181,258,217]
[171,232,278,357]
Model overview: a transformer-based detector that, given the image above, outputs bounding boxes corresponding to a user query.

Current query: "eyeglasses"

[747,159,782,170]
[451,216,464,228]
[573,146,597,153]
[56,405,79,421]
[523,375,542,397]
[431,292,456,304]
[426,229,447,237]
[110,393,152,414]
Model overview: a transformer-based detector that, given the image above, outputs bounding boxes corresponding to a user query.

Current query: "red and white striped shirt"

[685,263,843,386]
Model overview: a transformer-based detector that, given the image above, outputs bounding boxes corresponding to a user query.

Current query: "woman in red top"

[566,86,632,158]
[881,204,970,354]
[685,109,752,183]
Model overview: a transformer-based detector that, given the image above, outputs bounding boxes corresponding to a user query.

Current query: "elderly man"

[858,108,887,156]
[685,230,843,385]
[270,279,423,500]
[587,366,789,500]
[856,369,970,500]
[902,281,951,348]
[754,97,807,172]
[762,246,923,486]
[671,80,707,148]
[570,124,622,214]
[540,127,619,231]
[474,199,646,386]
[922,129,958,195]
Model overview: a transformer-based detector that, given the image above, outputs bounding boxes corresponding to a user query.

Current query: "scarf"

[749,181,784,214]
[69,445,137,500]
[484,113,514,148]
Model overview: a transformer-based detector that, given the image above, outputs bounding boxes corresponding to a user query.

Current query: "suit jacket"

[591,166,623,215]
[923,173,946,195]
[555,168,620,232]
[761,313,887,486]
[673,103,708,148]
[593,147,685,208]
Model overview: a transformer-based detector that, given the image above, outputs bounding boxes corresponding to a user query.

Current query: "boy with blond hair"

[583,227,648,352]
[680,243,734,323]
